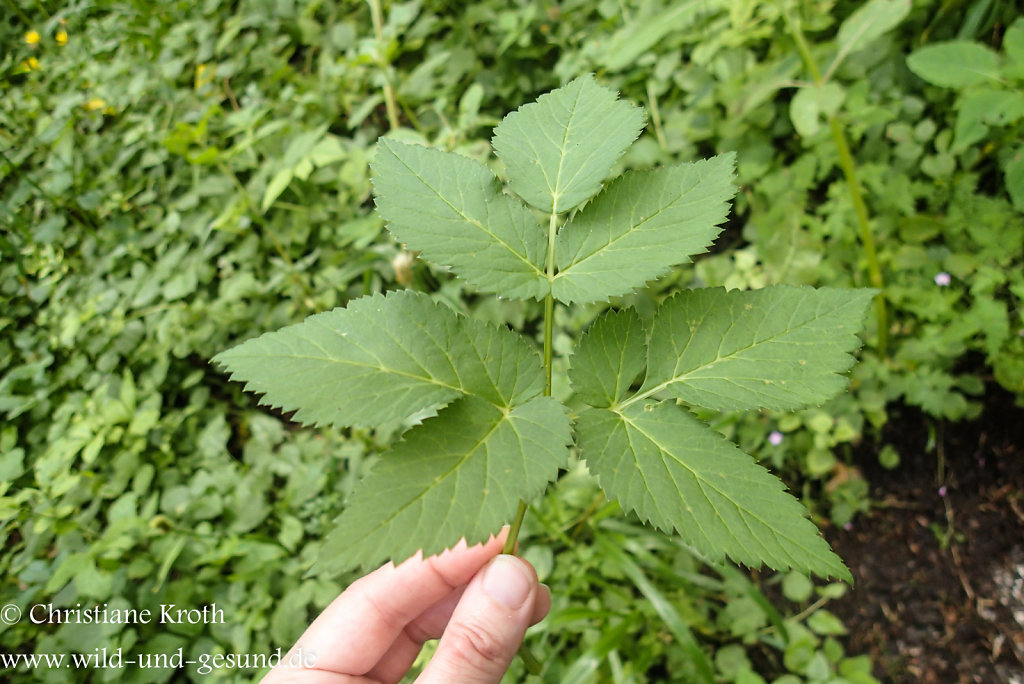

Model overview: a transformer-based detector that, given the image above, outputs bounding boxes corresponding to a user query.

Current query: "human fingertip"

[530,583,551,625]
[483,555,533,610]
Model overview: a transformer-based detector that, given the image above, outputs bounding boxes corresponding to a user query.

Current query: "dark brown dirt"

[828,386,1024,683]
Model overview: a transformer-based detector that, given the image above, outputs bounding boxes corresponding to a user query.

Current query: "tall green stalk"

[503,211,560,556]
[788,17,889,353]
[502,210,562,676]
[367,0,400,131]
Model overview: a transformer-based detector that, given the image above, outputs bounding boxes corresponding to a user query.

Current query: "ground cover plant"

[2,0,1022,682]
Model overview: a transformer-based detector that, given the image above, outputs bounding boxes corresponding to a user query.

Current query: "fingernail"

[483,555,532,610]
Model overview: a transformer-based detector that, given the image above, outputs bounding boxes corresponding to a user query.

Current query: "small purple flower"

[768,430,783,446]
[934,272,951,286]
[938,485,947,497]
[843,522,853,531]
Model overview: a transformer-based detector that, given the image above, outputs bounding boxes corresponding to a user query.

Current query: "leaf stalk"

[788,15,888,354]
[543,210,559,396]
[367,0,401,131]
[505,209,560,556]
[504,209,562,673]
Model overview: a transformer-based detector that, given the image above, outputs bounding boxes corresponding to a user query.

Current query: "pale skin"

[261,530,550,684]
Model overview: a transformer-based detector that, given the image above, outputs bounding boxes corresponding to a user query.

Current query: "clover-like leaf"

[315,395,571,574]
[576,401,850,581]
[492,74,645,214]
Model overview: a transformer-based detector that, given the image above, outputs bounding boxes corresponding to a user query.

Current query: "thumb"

[416,554,540,684]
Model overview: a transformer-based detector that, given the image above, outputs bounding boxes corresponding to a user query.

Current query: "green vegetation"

[2,1,1022,682]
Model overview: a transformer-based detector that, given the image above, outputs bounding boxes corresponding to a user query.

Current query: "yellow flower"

[194,63,215,91]
[56,30,68,46]
[25,30,41,45]
[84,97,108,112]
[15,57,40,74]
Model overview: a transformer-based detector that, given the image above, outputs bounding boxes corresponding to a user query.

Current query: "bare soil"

[828,386,1024,683]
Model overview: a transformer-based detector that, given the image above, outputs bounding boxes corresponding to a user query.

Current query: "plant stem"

[788,16,888,353]
[542,294,555,395]
[503,210,560,555]
[829,117,888,351]
[367,0,400,131]
[646,79,668,151]
[542,210,558,395]
[504,208,561,674]
[5,0,33,27]
[502,501,528,555]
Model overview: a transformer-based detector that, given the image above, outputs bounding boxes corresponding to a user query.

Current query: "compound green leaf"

[577,402,850,581]
[492,74,645,214]
[316,395,571,574]
[568,308,647,407]
[552,156,736,303]
[907,41,1001,88]
[637,286,875,411]
[371,139,549,300]
[213,290,545,429]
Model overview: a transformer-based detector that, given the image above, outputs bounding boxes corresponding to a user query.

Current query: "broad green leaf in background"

[832,0,911,67]
[907,41,1001,88]
[552,156,736,303]
[492,74,645,214]
[371,139,549,300]
[261,167,293,212]
[638,286,876,411]
[576,402,850,581]
[568,308,647,408]
[596,0,719,72]
[281,125,331,167]
[1006,17,1024,68]
[316,395,571,574]
[212,290,545,428]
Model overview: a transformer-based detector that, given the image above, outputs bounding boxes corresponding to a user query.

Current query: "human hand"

[261,530,550,683]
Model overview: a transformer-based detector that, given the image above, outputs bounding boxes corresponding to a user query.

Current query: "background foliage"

[1,0,1021,682]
